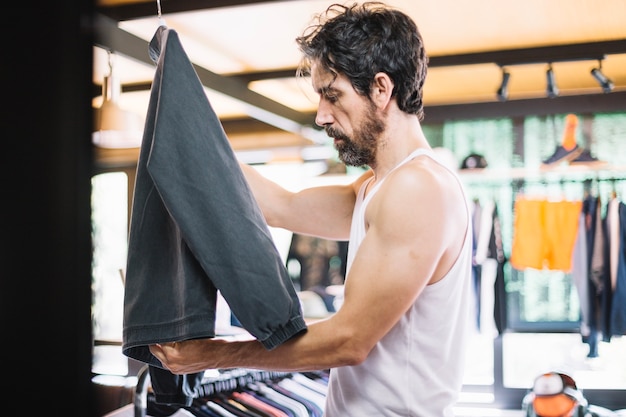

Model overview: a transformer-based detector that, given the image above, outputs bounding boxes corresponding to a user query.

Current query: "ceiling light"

[590,60,614,93]
[546,64,559,99]
[92,52,143,149]
[496,68,510,102]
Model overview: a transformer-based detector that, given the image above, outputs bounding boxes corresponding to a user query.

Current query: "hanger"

[156,0,166,27]
[577,179,590,202]
[609,179,618,200]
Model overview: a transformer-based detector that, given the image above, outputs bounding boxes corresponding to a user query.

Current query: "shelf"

[459,164,626,184]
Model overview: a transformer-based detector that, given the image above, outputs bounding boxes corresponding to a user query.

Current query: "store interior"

[4,1,626,416]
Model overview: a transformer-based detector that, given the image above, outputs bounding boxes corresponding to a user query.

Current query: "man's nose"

[315,100,333,127]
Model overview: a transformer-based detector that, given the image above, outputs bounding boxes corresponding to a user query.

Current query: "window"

[91,171,129,375]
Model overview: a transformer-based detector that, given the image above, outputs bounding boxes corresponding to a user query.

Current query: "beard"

[327,103,385,168]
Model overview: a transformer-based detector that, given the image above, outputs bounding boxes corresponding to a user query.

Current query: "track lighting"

[492,57,613,102]
[546,64,559,99]
[591,60,614,93]
[496,68,510,102]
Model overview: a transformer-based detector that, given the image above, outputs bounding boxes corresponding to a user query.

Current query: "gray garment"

[123,25,306,368]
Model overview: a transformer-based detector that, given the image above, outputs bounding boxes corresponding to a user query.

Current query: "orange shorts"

[510,197,582,272]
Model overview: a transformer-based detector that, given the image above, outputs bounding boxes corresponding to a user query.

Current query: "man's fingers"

[149,344,166,361]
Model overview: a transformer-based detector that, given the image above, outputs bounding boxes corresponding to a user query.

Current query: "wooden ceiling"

[93,0,626,153]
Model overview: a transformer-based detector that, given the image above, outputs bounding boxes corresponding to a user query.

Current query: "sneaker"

[542,145,583,166]
[569,148,607,166]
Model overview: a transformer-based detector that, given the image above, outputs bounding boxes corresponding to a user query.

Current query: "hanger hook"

[106,50,114,75]
[156,0,166,26]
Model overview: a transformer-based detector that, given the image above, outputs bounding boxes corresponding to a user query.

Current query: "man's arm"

[239,162,369,240]
[150,158,464,375]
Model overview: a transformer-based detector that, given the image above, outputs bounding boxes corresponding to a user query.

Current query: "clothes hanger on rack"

[156,0,166,27]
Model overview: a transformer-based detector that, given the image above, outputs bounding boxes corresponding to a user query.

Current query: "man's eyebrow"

[316,80,336,95]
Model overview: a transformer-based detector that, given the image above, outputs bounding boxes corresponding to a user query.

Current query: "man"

[150,2,473,416]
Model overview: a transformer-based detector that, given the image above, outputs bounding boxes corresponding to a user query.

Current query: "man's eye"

[325,94,338,103]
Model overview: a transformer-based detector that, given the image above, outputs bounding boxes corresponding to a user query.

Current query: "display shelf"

[459,164,626,183]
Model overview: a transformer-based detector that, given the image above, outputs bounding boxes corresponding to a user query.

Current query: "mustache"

[325,126,349,141]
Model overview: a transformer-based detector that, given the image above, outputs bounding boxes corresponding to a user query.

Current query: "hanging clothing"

[238,391,299,417]
[510,197,583,272]
[571,206,590,342]
[230,391,290,417]
[580,195,603,357]
[489,204,508,334]
[473,199,502,336]
[123,26,306,406]
[470,199,483,331]
[326,148,473,417]
[606,198,626,339]
[285,233,347,290]
[256,382,317,417]
[607,198,620,291]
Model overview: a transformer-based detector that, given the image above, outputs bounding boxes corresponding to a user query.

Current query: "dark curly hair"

[296,2,429,120]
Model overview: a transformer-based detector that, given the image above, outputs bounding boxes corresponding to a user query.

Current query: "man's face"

[311,63,385,167]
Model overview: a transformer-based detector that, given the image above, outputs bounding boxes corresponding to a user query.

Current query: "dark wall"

[2,1,96,414]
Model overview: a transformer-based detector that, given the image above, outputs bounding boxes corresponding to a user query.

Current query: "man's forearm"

[151,317,358,375]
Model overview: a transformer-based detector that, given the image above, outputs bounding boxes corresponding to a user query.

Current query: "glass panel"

[592,113,626,166]
[507,269,580,331]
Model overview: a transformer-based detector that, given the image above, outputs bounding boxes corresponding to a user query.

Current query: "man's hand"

[149,338,229,375]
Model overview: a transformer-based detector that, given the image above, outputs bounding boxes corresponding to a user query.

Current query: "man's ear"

[371,72,394,109]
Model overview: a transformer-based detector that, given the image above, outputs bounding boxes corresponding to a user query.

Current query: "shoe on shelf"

[561,114,579,150]
[569,148,607,166]
[542,144,583,166]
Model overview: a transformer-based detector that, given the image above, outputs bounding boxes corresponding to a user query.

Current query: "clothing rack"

[514,176,626,186]
[133,365,320,417]
[134,365,151,417]
[195,368,293,398]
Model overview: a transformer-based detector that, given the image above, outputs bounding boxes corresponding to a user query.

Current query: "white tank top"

[325,148,473,417]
